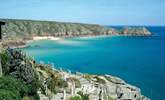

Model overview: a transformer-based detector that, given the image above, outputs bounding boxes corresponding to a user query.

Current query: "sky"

[0,0,164,26]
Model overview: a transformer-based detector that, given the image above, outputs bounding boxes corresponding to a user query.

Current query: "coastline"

[0,35,151,99]
[7,35,111,49]
[32,36,61,41]
[8,33,152,49]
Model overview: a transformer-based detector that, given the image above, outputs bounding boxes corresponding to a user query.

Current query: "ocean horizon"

[22,26,165,100]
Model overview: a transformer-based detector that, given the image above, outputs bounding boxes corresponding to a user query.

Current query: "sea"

[22,26,165,100]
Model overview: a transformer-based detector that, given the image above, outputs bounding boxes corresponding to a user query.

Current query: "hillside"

[0,19,117,39]
[0,19,151,40]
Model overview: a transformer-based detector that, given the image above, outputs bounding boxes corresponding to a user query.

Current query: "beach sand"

[33,36,61,41]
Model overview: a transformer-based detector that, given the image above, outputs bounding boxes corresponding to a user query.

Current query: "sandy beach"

[33,36,61,41]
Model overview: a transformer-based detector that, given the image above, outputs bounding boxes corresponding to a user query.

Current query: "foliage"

[1,18,114,39]
[68,77,81,88]
[0,48,40,88]
[83,74,93,81]
[0,49,41,99]
[47,76,57,94]
[94,76,106,84]
[22,94,40,100]
[0,89,21,100]
[77,91,89,100]
[47,75,68,94]
[70,95,82,100]
[0,76,28,97]
[33,94,40,100]
[22,96,33,100]
[0,50,10,74]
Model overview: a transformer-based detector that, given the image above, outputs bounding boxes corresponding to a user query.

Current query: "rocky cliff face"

[0,19,117,39]
[120,27,151,36]
[0,19,151,40]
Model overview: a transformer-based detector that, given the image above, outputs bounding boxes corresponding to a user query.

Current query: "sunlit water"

[22,27,165,100]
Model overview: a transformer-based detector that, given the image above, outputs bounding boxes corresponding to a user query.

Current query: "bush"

[22,94,40,100]
[0,76,28,97]
[47,77,57,94]
[70,95,82,100]
[77,91,89,100]
[33,94,40,100]
[94,76,106,84]
[22,96,33,100]
[0,50,10,74]
[0,89,21,100]
[0,49,40,96]
[1,49,39,83]
[47,75,68,94]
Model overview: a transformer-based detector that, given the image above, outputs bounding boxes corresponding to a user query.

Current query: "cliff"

[0,19,151,40]
[120,27,151,36]
[0,48,149,100]
[0,19,116,39]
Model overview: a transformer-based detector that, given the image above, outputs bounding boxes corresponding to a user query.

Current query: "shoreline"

[10,35,112,49]
[32,36,61,41]
[1,35,151,99]
[4,33,152,49]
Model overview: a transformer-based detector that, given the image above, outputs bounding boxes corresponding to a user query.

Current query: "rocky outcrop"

[103,75,149,100]
[1,40,26,48]
[36,64,150,100]
[0,19,151,40]
[120,27,151,36]
[0,48,150,100]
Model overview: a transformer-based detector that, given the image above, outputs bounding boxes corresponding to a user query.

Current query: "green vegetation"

[47,75,68,94]
[0,76,26,99]
[68,77,81,88]
[35,63,68,95]
[70,95,82,100]
[105,76,124,84]
[94,76,106,84]
[0,48,40,100]
[77,91,89,100]
[0,89,21,100]
[1,18,115,40]
[0,50,9,74]
[83,74,92,81]
[0,49,68,97]
[0,18,151,49]
[0,49,39,85]
[70,93,89,100]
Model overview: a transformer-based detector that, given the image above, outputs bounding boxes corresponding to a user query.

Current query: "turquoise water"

[22,27,165,100]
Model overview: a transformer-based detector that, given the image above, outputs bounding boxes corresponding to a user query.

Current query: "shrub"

[22,94,40,100]
[0,89,21,100]
[22,96,33,100]
[0,76,28,97]
[33,94,40,100]
[70,95,82,100]
[77,91,89,100]
[94,76,106,84]
[0,49,40,95]
[47,75,68,94]
[0,50,10,74]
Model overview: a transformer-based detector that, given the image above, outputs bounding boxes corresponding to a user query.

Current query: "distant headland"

[0,18,151,48]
